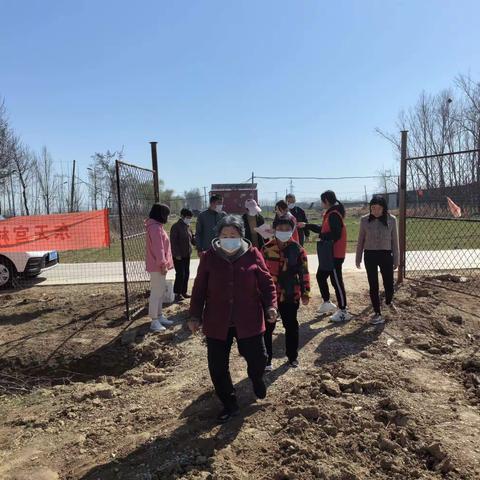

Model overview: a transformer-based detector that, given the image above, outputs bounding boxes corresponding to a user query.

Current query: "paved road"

[36,249,480,286]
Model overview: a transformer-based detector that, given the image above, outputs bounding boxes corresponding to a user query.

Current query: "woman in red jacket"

[188,215,278,423]
[305,190,352,323]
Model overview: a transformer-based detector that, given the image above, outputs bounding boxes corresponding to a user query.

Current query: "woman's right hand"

[187,319,200,333]
[266,307,278,323]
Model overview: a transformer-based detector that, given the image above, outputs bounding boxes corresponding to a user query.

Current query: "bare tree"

[11,143,34,216]
[184,188,203,211]
[34,147,56,214]
[377,77,480,194]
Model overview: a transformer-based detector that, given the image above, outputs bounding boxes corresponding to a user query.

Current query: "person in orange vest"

[305,190,352,323]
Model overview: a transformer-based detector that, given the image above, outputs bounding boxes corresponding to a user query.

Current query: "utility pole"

[10,173,16,216]
[204,186,208,210]
[364,185,368,205]
[149,142,160,203]
[398,130,408,284]
[289,179,294,195]
[70,160,76,213]
[251,172,255,185]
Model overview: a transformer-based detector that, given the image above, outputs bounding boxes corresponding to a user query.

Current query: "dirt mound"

[1,278,479,480]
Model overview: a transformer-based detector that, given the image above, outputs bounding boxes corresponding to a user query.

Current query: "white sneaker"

[370,313,385,325]
[330,309,353,323]
[265,364,273,373]
[318,301,337,314]
[150,319,167,332]
[159,316,174,327]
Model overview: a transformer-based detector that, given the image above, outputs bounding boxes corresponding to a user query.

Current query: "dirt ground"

[1,274,480,480]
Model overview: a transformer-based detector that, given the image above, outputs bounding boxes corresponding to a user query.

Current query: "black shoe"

[289,360,299,368]
[252,377,267,399]
[182,293,191,299]
[175,294,183,303]
[217,404,240,424]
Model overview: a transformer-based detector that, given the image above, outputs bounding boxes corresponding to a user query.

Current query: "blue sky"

[1,0,479,201]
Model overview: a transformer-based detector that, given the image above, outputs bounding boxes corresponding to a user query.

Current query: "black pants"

[364,250,394,314]
[173,257,190,295]
[316,258,347,310]
[264,302,300,364]
[206,328,267,408]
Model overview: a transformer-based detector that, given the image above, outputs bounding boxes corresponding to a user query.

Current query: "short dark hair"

[276,200,288,211]
[273,216,295,230]
[180,208,193,217]
[285,194,296,202]
[149,203,170,224]
[210,194,223,204]
[216,214,245,237]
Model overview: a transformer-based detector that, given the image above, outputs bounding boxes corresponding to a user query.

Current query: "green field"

[60,212,361,263]
[59,212,479,264]
[406,217,480,251]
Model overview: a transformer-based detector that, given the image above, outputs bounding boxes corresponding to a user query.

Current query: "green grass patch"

[59,213,479,264]
[406,217,480,251]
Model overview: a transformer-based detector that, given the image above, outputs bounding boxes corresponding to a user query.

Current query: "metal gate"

[398,131,480,296]
[115,160,157,319]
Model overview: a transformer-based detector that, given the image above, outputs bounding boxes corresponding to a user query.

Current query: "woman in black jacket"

[242,199,265,249]
[170,208,195,302]
[305,190,351,323]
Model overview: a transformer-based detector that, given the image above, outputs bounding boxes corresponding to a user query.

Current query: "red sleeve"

[254,249,278,310]
[300,247,311,298]
[189,252,209,320]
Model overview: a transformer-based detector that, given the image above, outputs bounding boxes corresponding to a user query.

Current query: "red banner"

[446,196,462,218]
[0,210,110,252]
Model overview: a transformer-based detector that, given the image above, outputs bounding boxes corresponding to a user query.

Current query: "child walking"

[356,196,399,325]
[145,203,174,332]
[262,216,310,369]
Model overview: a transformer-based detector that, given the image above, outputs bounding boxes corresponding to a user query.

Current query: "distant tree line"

[377,74,480,195]
[0,98,205,217]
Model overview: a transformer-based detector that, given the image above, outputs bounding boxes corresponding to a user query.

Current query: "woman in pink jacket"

[145,203,174,332]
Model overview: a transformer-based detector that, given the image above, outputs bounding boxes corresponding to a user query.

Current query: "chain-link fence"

[115,160,157,319]
[403,147,480,295]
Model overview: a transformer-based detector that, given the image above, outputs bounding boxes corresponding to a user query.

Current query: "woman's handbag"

[163,279,175,304]
[317,239,334,271]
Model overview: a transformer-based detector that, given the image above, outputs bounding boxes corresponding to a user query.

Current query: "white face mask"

[288,203,295,210]
[219,237,242,253]
[275,231,293,243]
[215,204,224,213]
[183,217,192,225]
[247,209,257,217]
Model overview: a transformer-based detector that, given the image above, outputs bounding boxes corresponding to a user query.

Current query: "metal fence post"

[398,130,408,283]
[115,160,130,320]
[150,141,160,203]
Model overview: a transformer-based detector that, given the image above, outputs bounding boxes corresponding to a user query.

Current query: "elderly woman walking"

[189,215,278,423]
